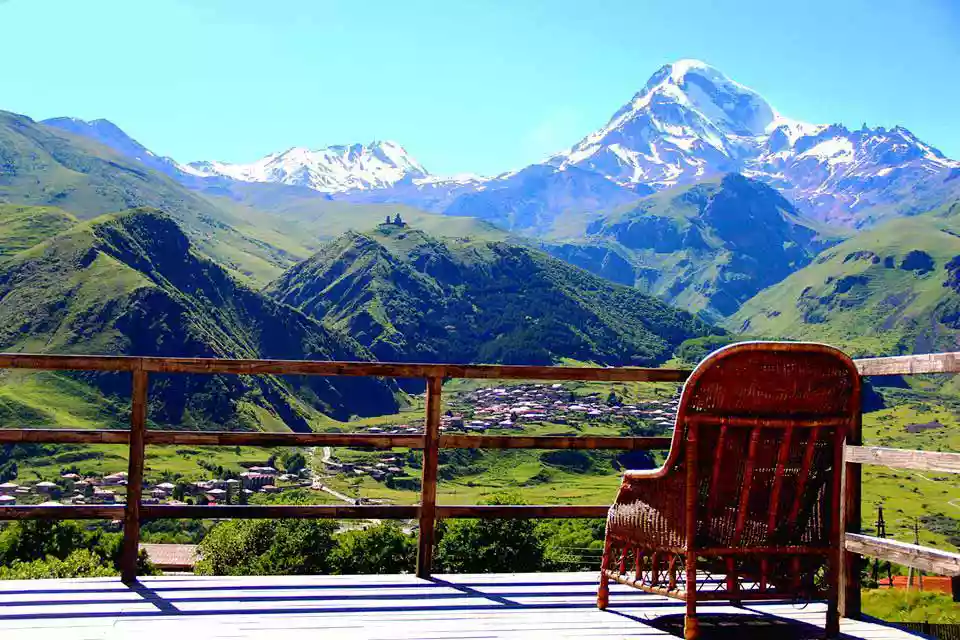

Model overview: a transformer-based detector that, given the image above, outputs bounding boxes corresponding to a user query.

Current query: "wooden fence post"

[121,364,148,583]
[838,408,862,618]
[416,376,442,578]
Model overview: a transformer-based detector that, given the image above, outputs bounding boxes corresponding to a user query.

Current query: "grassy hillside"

[0,111,325,283]
[0,205,78,257]
[730,201,960,356]
[267,224,718,366]
[0,208,398,428]
[545,174,846,320]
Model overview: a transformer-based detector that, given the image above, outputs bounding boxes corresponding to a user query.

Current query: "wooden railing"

[844,353,960,611]
[0,351,958,615]
[0,354,683,582]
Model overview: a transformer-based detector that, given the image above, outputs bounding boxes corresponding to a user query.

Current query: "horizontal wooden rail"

[0,352,690,381]
[0,505,125,520]
[439,435,671,450]
[145,431,423,448]
[0,504,614,521]
[142,504,420,520]
[846,446,960,473]
[845,533,960,576]
[854,351,960,376]
[0,428,130,444]
[436,505,609,518]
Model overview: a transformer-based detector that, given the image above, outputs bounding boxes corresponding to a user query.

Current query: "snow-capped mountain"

[43,59,959,230]
[553,59,782,187]
[182,141,431,193]
[550,59,958,226]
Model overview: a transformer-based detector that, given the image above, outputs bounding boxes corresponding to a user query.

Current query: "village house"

[103,472,128,486]
[240,472,272,490]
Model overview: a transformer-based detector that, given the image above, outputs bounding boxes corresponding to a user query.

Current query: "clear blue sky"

[2,0,958,176]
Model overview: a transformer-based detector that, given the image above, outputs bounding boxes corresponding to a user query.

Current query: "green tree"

[0,520,154,576]
[435,492,551,573]
[172,482,188,501]
[280,451,306,474]
[537,518,606,570]
[0,549,116,579]
[195,519,338,576]
[332,523,415,574]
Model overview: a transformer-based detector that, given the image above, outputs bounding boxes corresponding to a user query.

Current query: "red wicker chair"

[597,342,860,639]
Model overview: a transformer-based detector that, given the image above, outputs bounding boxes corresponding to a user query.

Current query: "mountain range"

[44,59,957,233]
[2,58,960,430]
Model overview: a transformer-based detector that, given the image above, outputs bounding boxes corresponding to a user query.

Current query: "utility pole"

[872,505,892,586]
[907,519,923,591]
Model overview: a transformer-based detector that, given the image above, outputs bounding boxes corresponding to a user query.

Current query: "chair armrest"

[622,466,670,480]
[607,468,688,548]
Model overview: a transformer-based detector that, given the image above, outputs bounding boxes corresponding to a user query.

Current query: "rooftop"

[0,572,915,640]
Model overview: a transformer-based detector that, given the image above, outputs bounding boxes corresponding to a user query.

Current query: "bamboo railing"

[0,351,957,614]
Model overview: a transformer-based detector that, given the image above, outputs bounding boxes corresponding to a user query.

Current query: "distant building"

[240,472,272,490]
[35,481,59,493]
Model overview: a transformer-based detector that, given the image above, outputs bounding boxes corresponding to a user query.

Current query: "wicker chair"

[597,342,860,639]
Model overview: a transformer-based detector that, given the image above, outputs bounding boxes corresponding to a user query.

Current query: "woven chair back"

[677,342,860,549]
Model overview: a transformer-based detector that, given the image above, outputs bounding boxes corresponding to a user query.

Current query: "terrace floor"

[0,572,916,639]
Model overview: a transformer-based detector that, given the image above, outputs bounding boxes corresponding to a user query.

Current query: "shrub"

[435,492,551,573]
[195,519,338,576]
[332,523,415,574]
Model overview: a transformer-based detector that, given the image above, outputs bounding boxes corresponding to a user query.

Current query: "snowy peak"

[556,59,784,188]
[182,140,429,193]
[635,59,776,136]
[552,58,958,224]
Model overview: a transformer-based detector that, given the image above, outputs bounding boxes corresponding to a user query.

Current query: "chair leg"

[825,551,841,638]
[684,554,699,639]
[825,589,840,638]
[684,598,699,640]
[597,539,611,610]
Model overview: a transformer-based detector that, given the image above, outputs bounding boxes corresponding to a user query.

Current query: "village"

[0,464,316,507]
[360,382,680,436]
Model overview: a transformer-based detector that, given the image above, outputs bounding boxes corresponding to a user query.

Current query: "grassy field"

[861,589,959,623]
[859,392,960,551]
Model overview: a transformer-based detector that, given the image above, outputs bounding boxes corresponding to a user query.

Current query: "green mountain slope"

[730,201,960,356]
[266,224,717,366]
[545,174,845,320]
[0,208,397,428]
[0,204,78,258]
[0,110,313,283]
